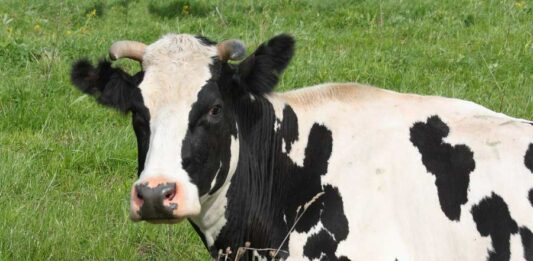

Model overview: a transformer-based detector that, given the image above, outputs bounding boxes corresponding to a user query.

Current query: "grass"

[0,0,531,259]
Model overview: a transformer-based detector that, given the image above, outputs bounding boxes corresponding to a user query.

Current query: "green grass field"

[0,0,531,259]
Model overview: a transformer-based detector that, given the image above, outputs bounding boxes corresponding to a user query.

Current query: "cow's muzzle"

[130,179,183,223]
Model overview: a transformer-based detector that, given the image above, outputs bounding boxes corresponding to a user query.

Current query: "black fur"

[518,129,533,260]
[303,185,350,261]
[201,86,349,259]
[280,106,298,152]
[303,230,338,260]
[234,34,294,94]
[320,185,349,242]
[525,144,533,173]
[303,229,351,261]
[70,59,144,113]
[132,108,150,175]
[410,115,476,221]
[181,69,237,196]
[287,123,334,233]
[529,189,533,207]
[471,192,518,261]
[195,35,217,46]
[520,227,533,261]
[526,145,533,208]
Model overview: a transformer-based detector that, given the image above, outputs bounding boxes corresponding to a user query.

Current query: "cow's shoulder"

[277,83,395,108]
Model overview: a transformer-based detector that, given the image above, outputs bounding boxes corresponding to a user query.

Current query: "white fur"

[136,34,218,217]
[275,83,533,260]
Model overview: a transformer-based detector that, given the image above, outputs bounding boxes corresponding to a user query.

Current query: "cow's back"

[271,83,533,260]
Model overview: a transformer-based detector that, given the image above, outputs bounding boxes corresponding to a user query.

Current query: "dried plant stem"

[272,192,324,258]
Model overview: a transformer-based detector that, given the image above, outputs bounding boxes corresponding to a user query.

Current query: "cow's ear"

[234,34,294,94]
[70,59,144,113]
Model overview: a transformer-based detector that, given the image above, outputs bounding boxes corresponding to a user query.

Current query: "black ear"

[234,34,294,94]
[70,59,144,113]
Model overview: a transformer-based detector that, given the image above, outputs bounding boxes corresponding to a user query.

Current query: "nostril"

[162,184,176,201]
[134,185,144,201]
[164,190,175,200]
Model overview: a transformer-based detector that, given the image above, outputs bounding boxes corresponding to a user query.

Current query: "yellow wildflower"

[86,9,97,19]
[514,1,526,9]
[182,4,190,15]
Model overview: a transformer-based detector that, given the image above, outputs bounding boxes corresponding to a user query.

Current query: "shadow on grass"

[113,0,139,9]
[84,2,106,18]
[148,0,212,19]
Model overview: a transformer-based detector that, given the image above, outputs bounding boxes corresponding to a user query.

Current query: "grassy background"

[0,0,531,260]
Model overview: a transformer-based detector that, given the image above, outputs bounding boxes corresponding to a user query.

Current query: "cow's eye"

[209,105,222,116]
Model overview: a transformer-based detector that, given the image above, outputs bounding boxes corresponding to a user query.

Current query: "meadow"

[0,0,531,260]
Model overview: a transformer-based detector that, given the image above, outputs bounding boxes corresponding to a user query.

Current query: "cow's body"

[71,33,533,260]
[256,83,533,260]
[191,82,533,260]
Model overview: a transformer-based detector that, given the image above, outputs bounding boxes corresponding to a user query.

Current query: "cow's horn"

[109,40,147,62]
[217,39,246,61]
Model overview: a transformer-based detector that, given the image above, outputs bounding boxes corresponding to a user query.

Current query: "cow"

[70,33,533,260]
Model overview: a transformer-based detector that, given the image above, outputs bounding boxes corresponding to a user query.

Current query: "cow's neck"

[204,93,299,258]
[189,177,234,249]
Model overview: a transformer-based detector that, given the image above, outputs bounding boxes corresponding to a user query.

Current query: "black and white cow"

[71,33,533,260]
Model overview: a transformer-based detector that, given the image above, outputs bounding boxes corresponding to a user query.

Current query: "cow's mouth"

[130,210,185,224]
[145,218,184,224]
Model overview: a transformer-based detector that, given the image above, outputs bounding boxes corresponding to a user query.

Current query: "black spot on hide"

[302,185,351,261]
[280,106,298,153]
[410,115,475,221]
[471,192,518,261]
[529,189,533,208]
[520,227,533,261]
[321,185,349,242]
[286,123,334,233]
[525,144,533,173]
[303,230,340,260]
[524,145,533,208]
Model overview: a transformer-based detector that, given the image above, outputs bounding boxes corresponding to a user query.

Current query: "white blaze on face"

[134,34,218,217]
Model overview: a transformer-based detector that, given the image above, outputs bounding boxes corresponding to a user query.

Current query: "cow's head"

[71,34,294,223]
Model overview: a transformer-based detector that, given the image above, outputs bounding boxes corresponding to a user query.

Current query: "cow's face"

[71,33,294,223]
[130,34,242,222]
